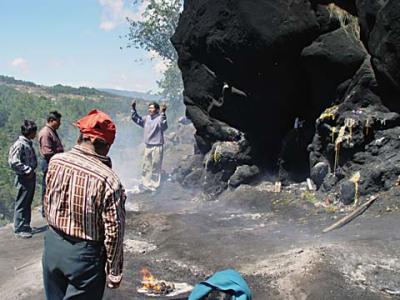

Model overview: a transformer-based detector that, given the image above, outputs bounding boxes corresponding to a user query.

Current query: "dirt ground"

[2,140,400,299]
[2,181,400,300]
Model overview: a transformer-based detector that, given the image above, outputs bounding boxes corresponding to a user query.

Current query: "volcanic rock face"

[172,0,400,198]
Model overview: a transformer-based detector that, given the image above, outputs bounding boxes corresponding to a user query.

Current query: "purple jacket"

[131,110,168,145]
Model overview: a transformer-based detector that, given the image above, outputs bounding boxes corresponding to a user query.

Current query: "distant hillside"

[0,75,37,87]
[0,75,160,102]
[99,88,160,102]
[0,75,150,225]
[46,84,102,96]
[0,75,126,102]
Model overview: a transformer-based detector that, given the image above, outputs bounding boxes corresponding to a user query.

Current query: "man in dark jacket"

[8,120,38,238]
[38,111,63,217]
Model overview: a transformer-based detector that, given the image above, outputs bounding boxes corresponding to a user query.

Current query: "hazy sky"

[0,0,167,92]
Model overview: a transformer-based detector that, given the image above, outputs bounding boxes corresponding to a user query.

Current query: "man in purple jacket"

[131,100,168,192]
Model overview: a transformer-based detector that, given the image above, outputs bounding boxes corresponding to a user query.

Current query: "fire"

[139,267,175,295]
[140,267,159,291]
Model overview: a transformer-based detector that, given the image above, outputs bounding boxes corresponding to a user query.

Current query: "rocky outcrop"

[172,0,400,198]
[369,1,400,107]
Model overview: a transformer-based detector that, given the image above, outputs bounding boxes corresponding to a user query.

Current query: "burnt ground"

[108,183,400,300]
[2,142,400,299]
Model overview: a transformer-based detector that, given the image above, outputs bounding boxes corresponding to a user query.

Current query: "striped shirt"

[8,136,37,175]
[44,144,126,278]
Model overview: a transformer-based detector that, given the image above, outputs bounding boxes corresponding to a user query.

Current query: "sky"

[0,0,168,92]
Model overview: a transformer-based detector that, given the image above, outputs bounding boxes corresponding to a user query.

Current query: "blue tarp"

[188,269,252,300]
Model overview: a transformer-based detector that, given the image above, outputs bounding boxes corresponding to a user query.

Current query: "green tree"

[127,0,184,123]
[0,83,134,225]
[157,62,184,120]
[127,0,181,61]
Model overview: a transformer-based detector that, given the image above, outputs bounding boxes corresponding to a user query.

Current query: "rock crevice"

[172,0,400,197]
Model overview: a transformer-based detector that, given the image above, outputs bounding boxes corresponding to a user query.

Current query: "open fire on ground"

[137,267,193,297]
[138,267,175,295]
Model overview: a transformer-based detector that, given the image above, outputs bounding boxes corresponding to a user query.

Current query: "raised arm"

[131,100,145,128]
[160,104,168,131]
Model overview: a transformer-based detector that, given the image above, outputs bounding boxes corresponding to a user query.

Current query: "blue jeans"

[42,228,106,300]
[14,173,36,233]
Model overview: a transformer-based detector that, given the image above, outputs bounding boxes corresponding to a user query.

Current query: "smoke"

[109,116,144,188]
[110,110,197,190]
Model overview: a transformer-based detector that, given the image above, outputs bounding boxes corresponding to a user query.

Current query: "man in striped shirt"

[8,120,38,238]
[42,109,126,299]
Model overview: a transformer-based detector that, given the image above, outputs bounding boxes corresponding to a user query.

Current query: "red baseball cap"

[74,109,116,145]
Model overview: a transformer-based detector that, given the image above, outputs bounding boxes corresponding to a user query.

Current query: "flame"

[140,267,162,292]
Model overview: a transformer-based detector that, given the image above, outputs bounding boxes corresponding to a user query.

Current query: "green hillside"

[0,76,146,225]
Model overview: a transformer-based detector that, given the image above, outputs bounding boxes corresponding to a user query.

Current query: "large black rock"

[356,0,388,42]
[369,0,400,108]
[172,0,400,196]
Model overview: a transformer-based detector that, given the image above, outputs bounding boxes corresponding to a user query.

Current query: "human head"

[148,102,160,116]
[77,134,111,156]
[47,111,62,130]
[74,109,116,155]
[21,120,37,139]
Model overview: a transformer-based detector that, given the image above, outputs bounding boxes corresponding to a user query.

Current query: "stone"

[182,169,203,187]
[340,181,356,205]
[171,154,204,183]
[301,25,367,111]
[311,162,331,188]
[228,165,260,188]
[369,0,400,96]
[172,0,400,196]
[321,174,339,193]
[172,0,321,173]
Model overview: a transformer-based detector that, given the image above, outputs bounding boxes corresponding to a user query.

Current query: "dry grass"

[327,3,360,40]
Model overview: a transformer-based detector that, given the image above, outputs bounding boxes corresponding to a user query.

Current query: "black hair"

[148,102,160,110]
[21,120,37,137]
[78,134,109,151]
[47,110,62,122]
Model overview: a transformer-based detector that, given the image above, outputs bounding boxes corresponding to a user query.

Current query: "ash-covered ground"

[2,139,400,299]
[101,182,400,300]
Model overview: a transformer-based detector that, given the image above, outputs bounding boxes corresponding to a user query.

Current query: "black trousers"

[40,159,48,217]
[42,228,106,300]
[14,174,36,233]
